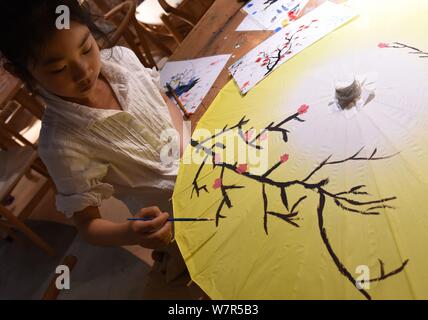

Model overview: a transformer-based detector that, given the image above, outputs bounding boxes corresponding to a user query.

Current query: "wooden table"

[169,0,344,131]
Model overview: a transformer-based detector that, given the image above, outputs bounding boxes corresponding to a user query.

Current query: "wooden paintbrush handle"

[166,84,191,120]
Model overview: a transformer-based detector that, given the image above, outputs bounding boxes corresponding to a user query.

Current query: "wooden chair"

[0,125,55,256]
[101,0,171,69]
[135,0,214,45]
[158,0,197,43]
[0,69,46,169]
[0,71,55,256]
[0,71,44,120]
[158,0,214,38]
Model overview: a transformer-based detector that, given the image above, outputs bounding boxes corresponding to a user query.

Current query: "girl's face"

[29,21,101,100]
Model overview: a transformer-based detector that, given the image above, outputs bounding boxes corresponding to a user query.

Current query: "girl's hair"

[0,0,111,84]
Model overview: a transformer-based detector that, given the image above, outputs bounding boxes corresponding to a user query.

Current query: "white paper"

[160,55,231,113]
[229,1,358,95]
[236,15,268,32]
[242,0,310,29]
[236,15,282,32]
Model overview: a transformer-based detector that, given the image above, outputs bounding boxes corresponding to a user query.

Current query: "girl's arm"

[73,206,172,248]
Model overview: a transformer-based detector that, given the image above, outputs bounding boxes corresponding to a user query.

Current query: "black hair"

[0,0,111,84]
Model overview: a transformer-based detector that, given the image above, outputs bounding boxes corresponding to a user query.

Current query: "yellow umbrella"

[172,0,428,299]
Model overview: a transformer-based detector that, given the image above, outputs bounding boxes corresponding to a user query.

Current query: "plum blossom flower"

[280,153,289,163]
[236,164,248,174]
[213,178,222,189]
[298,104,309,115]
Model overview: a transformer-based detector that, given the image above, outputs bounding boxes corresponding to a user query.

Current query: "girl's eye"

[83,45,92,55]
[50,66,66,74]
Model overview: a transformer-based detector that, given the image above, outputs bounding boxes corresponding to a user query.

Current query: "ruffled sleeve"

[38,140,114,218]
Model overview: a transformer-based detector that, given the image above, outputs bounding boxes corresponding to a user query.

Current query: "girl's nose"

[71,61,91,83]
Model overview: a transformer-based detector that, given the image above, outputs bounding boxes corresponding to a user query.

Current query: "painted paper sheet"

[160,55,231,114]
[242,0,310,29]
[230,1,357,94]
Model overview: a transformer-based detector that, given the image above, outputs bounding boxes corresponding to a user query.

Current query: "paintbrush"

[166,83,191,120]
[128,217,214,222]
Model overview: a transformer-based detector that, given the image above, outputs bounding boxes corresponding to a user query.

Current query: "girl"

[0,0,189,251]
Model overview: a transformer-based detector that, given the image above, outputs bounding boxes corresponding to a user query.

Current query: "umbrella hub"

[335,78,362,110]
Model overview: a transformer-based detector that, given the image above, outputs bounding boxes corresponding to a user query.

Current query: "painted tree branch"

[369,258,410,283]
[316,193,409,300]
[256,20,317,76]
[191,155,209,198]
[189,108,408,299]
[259,33,296,76]
[214,165,245,224]
[303,147,399,183]
[379,42,428,58]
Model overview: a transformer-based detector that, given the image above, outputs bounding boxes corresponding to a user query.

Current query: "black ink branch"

[379,42,428,58]
[256,20,318,76]
[189,105,408,300]
[263,0,279,11]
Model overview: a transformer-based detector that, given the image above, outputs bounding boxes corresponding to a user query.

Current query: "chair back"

[103,0,159,68]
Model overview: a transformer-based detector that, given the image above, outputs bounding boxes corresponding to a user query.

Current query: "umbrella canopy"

[172,0,428,299]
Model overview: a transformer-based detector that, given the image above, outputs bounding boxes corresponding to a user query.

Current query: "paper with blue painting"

[160,55,231,114]
[242,0,310,30]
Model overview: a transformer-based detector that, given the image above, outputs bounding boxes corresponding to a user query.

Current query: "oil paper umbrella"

[172,0,428,299]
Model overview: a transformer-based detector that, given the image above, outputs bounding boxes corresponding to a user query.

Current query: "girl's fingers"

[145,221,172,245]
[133,211,170,234]
[137,206,162,218]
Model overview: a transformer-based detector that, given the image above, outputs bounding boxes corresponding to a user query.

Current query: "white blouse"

[38,46,180,218]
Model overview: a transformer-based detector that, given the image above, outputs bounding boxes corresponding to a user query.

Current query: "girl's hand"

[128,206,172,249]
